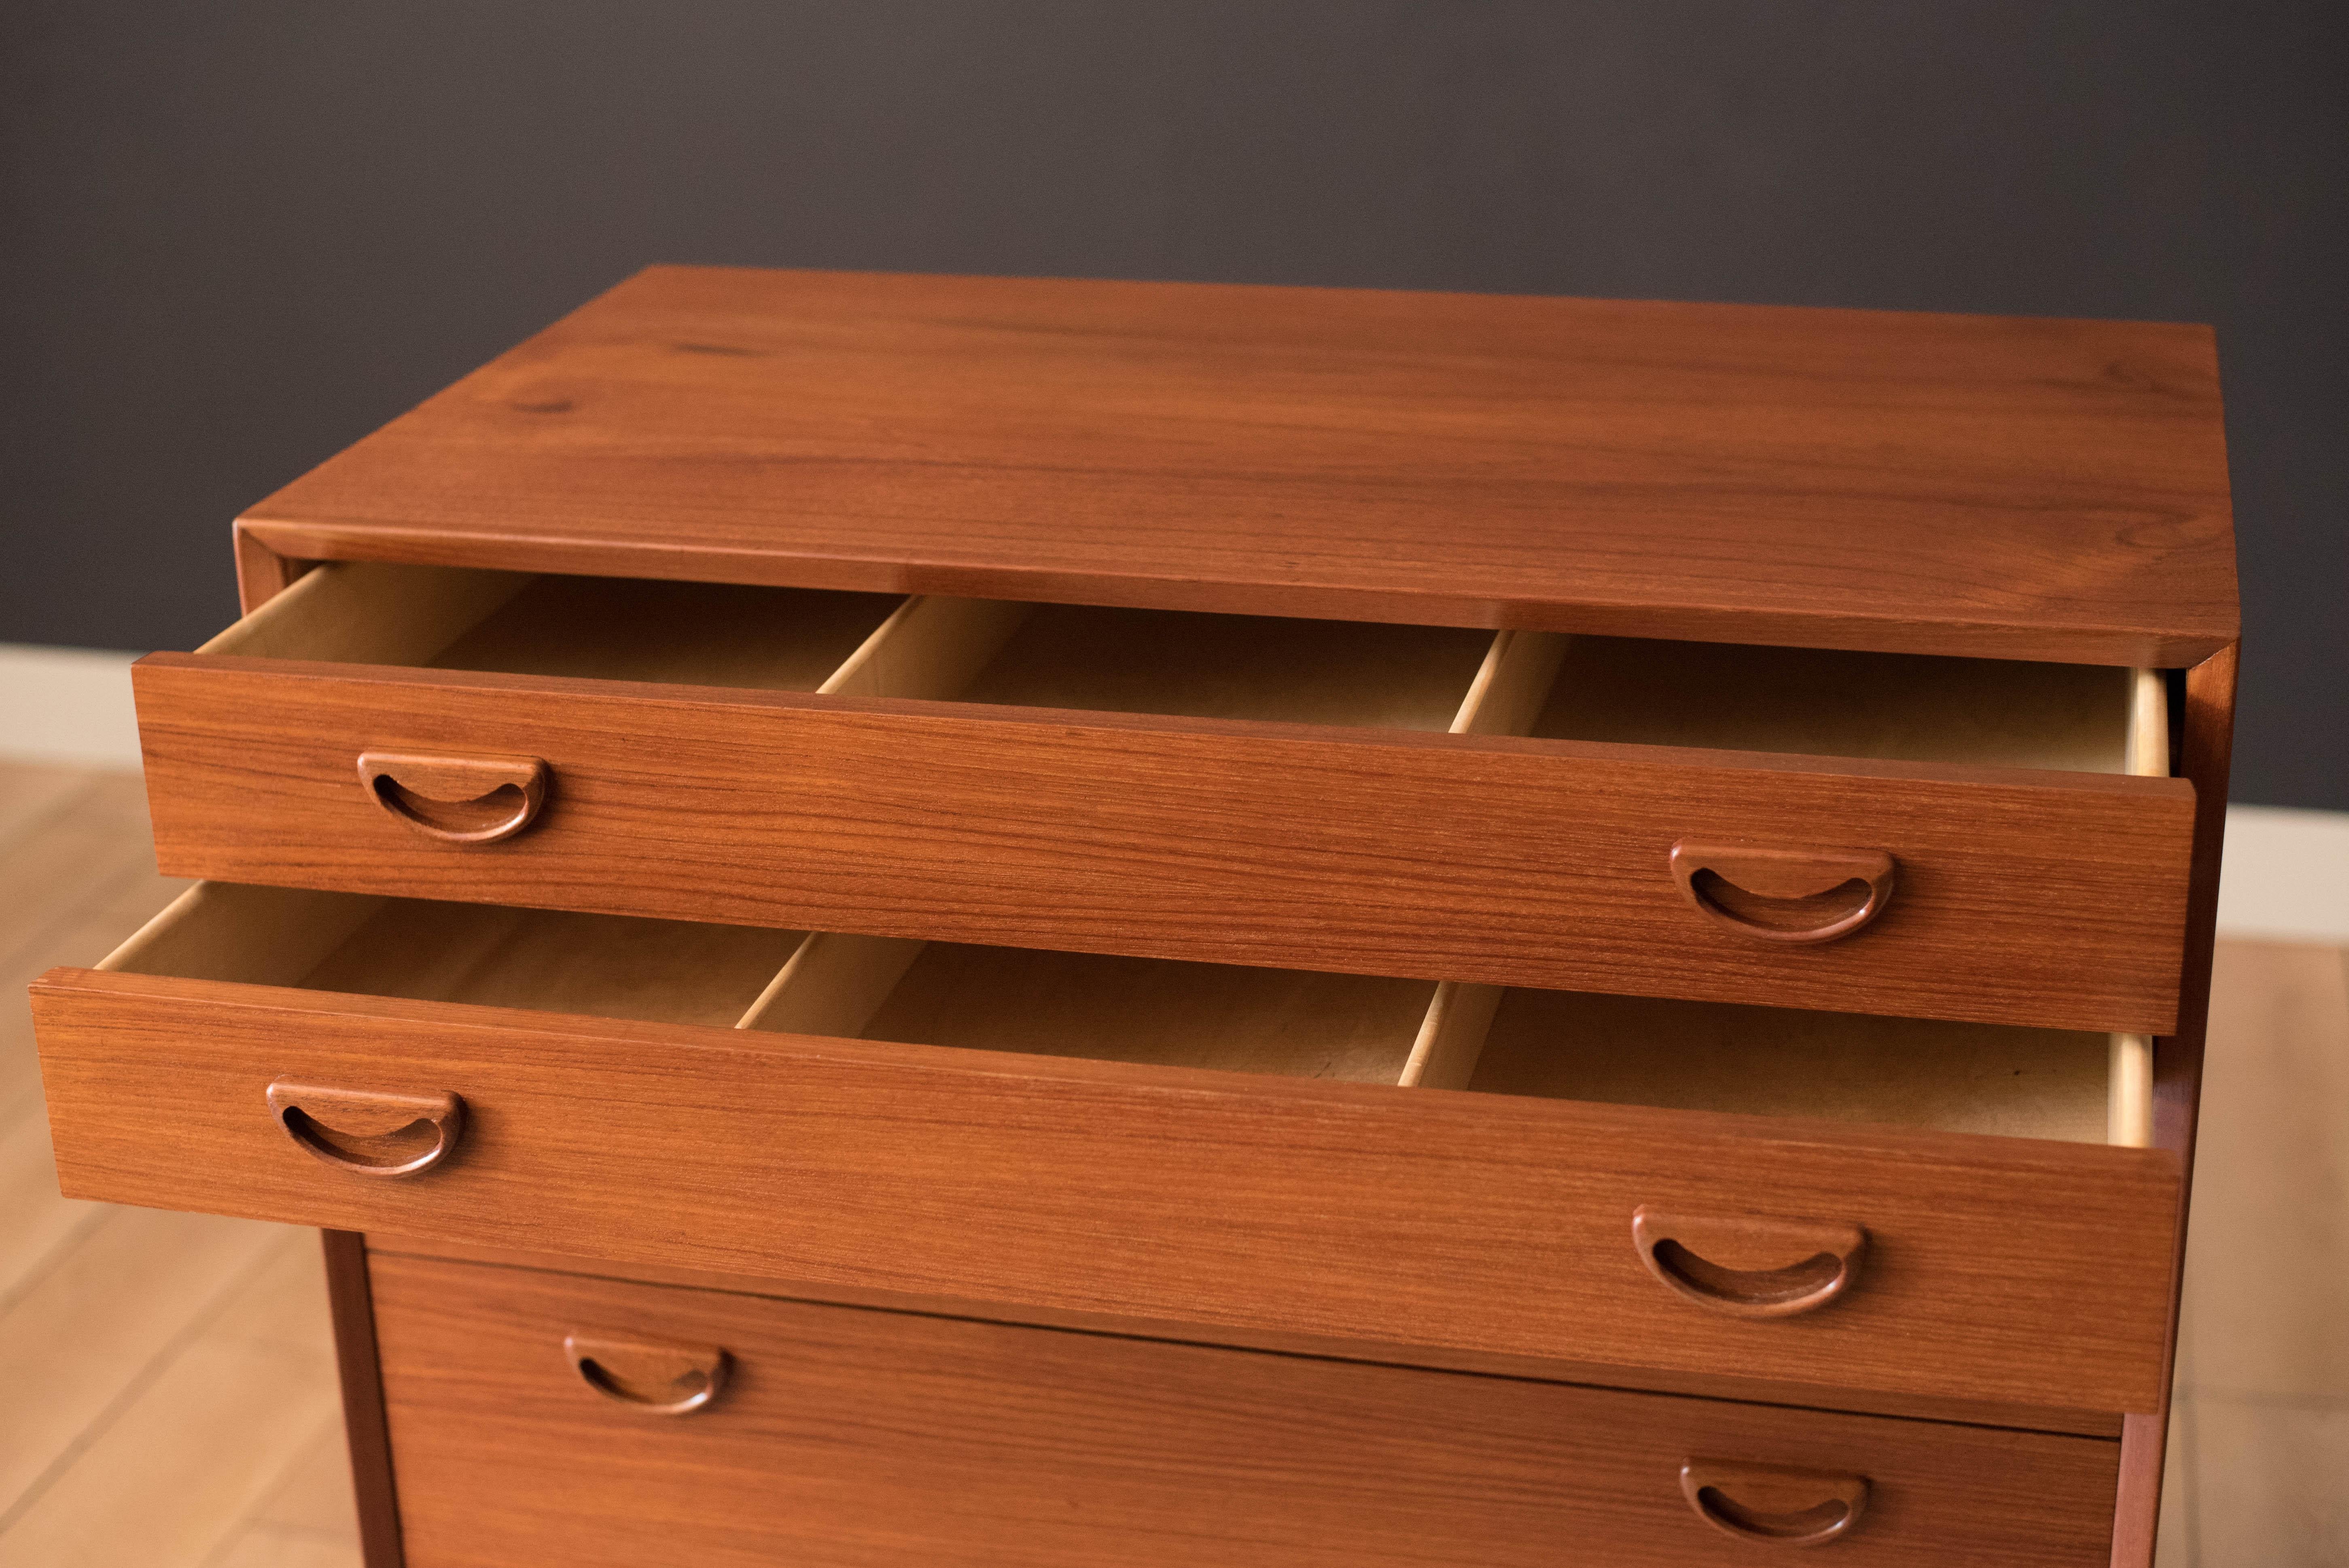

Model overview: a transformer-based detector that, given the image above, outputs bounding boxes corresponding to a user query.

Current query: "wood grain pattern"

[33,970,2183,1414]
[233,529,308,617]
[320,1232,402,1568]
[55,273,2243,1557]
[2115,648,2239,1568]
[0,1224,349,1568]
[0,1205,282,1514]
[365,1232,2131,1439]
[131,657,2196,1034]
[369,1251,2124,1568]
[234,267,2235,667]
[1678,1458,1871,1547]
[357,752,545,845]
[1632,1208,1867,1319]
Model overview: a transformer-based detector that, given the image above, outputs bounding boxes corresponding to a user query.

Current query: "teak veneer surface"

[235,268,2235,667]
[130,659,2196,1034]
[2112,644,2241,1565]
[364,1234,2130,1439]
[33,971,2183,1414]
[370,1252,2123,1568]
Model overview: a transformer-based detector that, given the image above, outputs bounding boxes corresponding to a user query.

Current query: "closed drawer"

[369,1249,2122,1568]
[133,560,2193,1032]
[35,883,2181,1414]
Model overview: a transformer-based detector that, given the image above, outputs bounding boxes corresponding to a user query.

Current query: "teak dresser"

[31,269,2237,1567]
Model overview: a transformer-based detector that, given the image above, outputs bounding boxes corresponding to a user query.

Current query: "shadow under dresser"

[31,268,2238,1566]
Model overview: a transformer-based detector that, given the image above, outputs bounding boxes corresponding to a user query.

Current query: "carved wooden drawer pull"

[564,1333,730,1415]
[1681,1459,1869,1546]
[266,1082,465,1178]
[358,751,548,845]
[1632,1207,1866,1318]
[1669,841,1896,944]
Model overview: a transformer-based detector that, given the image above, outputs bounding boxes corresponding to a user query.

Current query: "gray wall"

[3,3,2340,807]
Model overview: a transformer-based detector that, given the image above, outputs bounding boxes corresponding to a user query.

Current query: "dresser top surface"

[240,267,2238,665]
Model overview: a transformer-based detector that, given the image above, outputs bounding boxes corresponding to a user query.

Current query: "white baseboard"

[2215,805,2349,945]
[0,644,142,768]
[2,643,2344,945]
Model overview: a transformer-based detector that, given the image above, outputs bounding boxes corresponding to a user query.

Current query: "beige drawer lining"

[197,560,2159,768]
[153,564,2170,1144]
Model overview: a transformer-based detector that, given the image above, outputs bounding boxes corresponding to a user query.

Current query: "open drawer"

[130,562,2196,1033]
[36,882,2182,1416]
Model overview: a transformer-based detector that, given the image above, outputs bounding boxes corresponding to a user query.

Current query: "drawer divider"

[1447,629,1568,738]
[1398,982,1501,1090]
[737,932,926,1038]
[817,594,1035,701]
[1397,628,1572,1091]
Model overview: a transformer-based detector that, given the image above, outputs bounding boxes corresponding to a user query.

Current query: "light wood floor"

[1,758,2342,1566]
[0,762,359,1567]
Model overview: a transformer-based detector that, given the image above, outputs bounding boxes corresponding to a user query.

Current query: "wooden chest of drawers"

[31,268,2237,1566]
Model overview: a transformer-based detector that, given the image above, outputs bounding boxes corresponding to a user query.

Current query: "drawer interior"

[199,564,904,693]
[1465,989,2123,1144]
[199,563,1546,732]
[946,604,1491,729]
[201,562,2165,771]
[421,576,902,692]
[143,567,2173,1149]
[99,881,2148,1142]
[1528,634,2167,775]
[94,884,1485,1089]
[99,884,802,1028]
[739,935,1481,1085]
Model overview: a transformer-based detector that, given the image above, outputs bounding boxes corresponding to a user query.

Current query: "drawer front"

[372,1251,2122,1568]
[134,655,2194,1033]
[36,970,2182,1413]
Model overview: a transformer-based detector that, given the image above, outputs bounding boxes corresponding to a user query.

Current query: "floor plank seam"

[2171,1394,2201,1568]
[195,1427,356,1568]
[2177,1388,2349,1411]
[199,1518,358,1568]
[0,847,165,979]
[0,1225,294,1538]
[0,1201,111,1319]
[0,774,112,867]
